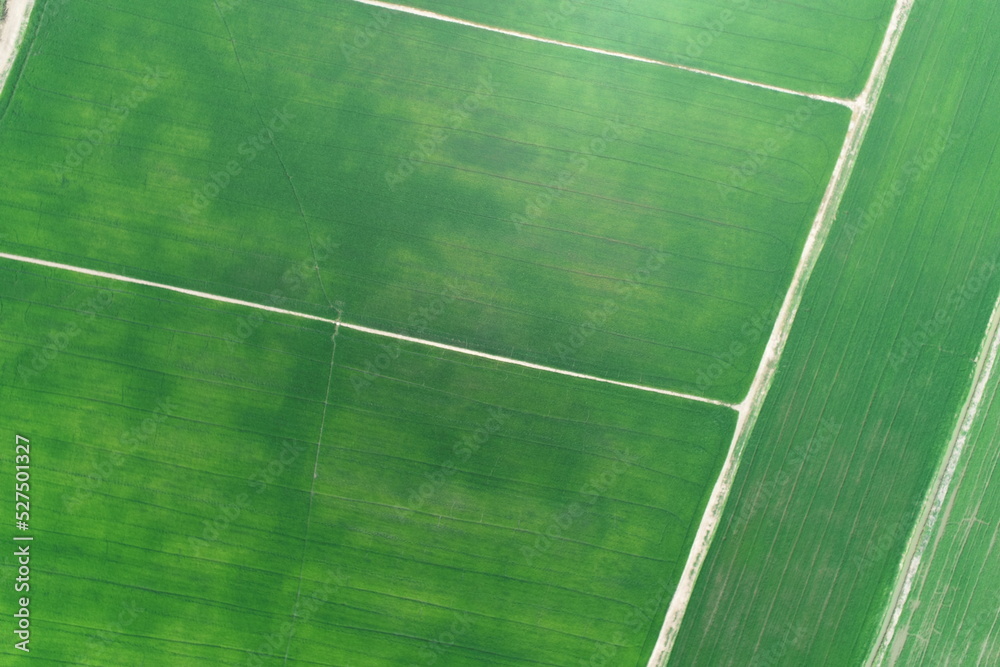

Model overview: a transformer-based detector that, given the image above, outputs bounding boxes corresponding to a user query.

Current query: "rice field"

[0,261,734,664]
[882,324,1000,666]
[6,0,999,665]
[669,0,1000,663]
[0,0,850,402]
[387,0,896,98]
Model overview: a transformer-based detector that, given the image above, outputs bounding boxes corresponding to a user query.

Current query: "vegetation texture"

[0,0,849,402]
[886,330,1000,667]
[671,1,1000,664]
[0,262,734,665]
[395,0,895,98]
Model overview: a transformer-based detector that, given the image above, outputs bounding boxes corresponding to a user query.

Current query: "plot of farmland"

[670,1,1000,664]
[0,264,332,664]
[387,0,896,98]
[885,326,1000,667]
[0,261,734,665]
[0,0,849,403]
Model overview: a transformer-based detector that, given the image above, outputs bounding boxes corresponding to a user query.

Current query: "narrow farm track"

[283,326,341,666]
[647,0,916,664]
[0,252,734,409]
[869,289,1000,665]
[344,0,855,109]
[0,0,34,94]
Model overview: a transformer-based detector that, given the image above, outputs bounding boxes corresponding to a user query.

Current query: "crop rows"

[0,0,850,401]
[0,262,734,664]
[385,0,896,98]
[671,0,1000,663]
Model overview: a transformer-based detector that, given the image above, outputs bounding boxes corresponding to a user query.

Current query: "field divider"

[867,287,1000,666]
[344,0,855,109]
[0,0,37,98]
[646,0,916,664]
[282,319,341,665]
[0,251,734,409]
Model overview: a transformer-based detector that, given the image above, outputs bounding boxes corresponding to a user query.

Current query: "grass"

[884,327,1000,666]
[389,0,896,99]
[669,0,1000,664]
[0,261,735,665]
[0,0,850,403]
[0,263,332,664]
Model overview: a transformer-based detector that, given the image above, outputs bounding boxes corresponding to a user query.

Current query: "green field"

[0,261,734,665]
[394,0,896,98]
[0,0,850,403]
[885,327,1000,666]
[670,1,1000,664]
[11,1,1000,666]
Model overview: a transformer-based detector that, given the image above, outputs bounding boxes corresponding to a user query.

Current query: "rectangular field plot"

[886,329,1000,666]
[0,263,735,665]
[670,1,1000,664]
[381,0,896,98]
[0,263,335,664]
[0,0,850,403]
[283,329,735,666]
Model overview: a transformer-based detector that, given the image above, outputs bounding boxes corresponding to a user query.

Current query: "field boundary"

[0,0,34,96]
[282,323,341,665]
[0,251,735,408]
[867,288,1000,666]
[645,0,916,664]
[345,0,854,109]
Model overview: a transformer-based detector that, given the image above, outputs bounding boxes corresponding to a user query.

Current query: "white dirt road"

[0,0,35,97]
[869,290,1000,666]
[346,0,853,108]
[645,1,916,665]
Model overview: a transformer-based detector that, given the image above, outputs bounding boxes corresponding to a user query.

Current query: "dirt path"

[0,0,35,96]
[645,1,916,665]
[347,0,853,108]
[868,290,1000,666]
[0,251,734,407]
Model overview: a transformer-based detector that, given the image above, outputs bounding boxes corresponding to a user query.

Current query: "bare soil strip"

[346,0,854,108]
[645,1,916,664]
[0,0,34,96]
[0,252,734,408]
[868,290,1000,666]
